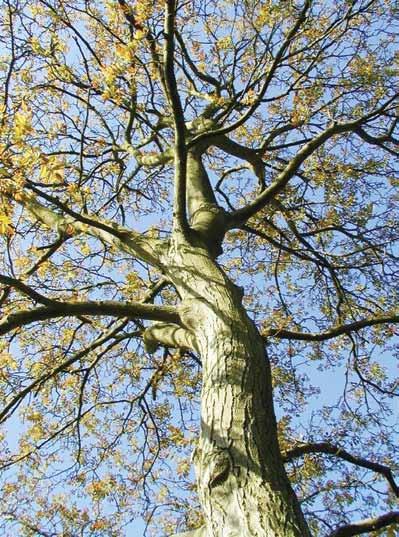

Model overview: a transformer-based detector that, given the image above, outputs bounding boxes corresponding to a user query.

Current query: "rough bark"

[162,237,311,537]
[186,151,227,258]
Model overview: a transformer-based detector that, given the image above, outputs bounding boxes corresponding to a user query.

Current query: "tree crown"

[0,0,398,535]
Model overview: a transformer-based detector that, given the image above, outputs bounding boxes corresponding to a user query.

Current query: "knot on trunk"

[205,449,232,490]
[143,322,197,352]
[190,203,227,258]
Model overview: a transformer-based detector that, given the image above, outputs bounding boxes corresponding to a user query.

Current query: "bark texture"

[163,237,311,537]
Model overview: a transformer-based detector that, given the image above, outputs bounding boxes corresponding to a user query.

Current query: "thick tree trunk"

[165,239,311,537]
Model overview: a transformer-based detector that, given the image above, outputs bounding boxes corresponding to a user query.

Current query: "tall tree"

[0,0,398,535]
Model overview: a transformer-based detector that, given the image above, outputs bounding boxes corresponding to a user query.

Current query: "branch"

[171,527,207,537]
[0,274,55,306]
[187,0,312,147]
[241,224,335,268]
[0,320,131,424]
[283,442,399,497]
[129,145,174,167]
[229,119,366,226]
[213,135,265,187]
[0,278,168,423]
[328,511,399,537]
[0,515,54,537]
[164,0,189,235]
[143,322,197,353]
[186,150,218,215]
[175,30,221,89]
[117,0,168,97]
[228,94,399,226]
[0,300,180,336]
[9,187,163,268]
[355,126,399,157]
[263,314,399,342]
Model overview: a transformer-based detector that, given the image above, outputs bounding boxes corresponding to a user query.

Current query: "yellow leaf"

[0,213,12,235]
[14,104,33,142]
[0,351,17,369]
[40,156,65,184]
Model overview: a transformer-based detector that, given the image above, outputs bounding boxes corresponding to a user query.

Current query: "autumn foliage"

[0,1,398,536]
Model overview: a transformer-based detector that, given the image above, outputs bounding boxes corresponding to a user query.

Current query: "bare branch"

[263,314,399,342]
[8,187,163,268]
[328,511,399,537]
[283,442,399,497]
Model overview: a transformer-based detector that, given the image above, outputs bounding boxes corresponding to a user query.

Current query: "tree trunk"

[165,238,311,537]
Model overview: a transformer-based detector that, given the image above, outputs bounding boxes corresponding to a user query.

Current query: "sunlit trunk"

[167,240,310,537]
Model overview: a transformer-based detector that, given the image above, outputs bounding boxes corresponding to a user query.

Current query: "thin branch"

[0,278,169,426]
[25,235,68,276]
[283,442,399,497]
[175,30,221,89]
[263,314,399,342]
[328,511,399,537]
[187,0,312,147]
[355,126,399,157]
[0,274,56,306]
[0,320,132,424]
[0,514,55,537]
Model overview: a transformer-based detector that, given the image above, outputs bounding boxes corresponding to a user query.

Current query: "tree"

[0,0,398,535]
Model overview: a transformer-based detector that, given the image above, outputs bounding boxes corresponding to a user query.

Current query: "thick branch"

[0,300,179,336]
[263,314,399,342]
[185,150,227,256]
[143,322,197,353]
[328,511,399,537]
[283,442,399,497]
[213,135,265,187]
[229,119,366,225]
[130,145,174,167]
[9,187,163,268]
[227,94,398,226]
[164,0,189,234]
[186,150,218,216]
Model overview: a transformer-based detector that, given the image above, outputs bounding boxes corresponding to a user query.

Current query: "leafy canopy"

[0,0,398,535]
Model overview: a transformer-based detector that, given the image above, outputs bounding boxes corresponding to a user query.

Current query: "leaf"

[14,104,33,142]
[0,213,11,235]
